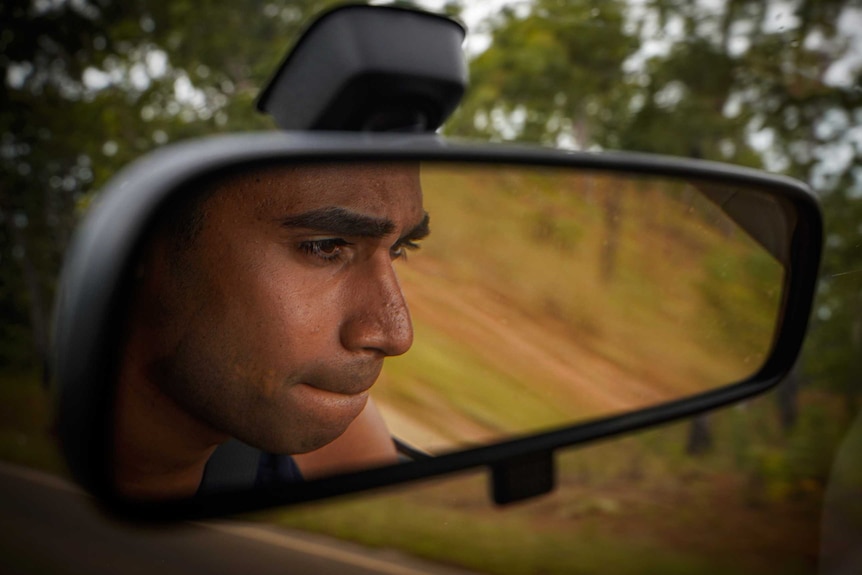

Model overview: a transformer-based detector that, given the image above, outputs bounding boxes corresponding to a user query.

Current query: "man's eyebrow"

[279,207,395,238]
[278,207,429,241]
[400,212,430,243]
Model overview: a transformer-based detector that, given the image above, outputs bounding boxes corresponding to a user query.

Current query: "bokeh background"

[2,1,860,573]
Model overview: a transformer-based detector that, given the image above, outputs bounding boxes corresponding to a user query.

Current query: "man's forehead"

[211,162,423,221]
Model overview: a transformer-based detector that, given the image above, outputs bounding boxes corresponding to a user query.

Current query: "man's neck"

[113,355,228,500]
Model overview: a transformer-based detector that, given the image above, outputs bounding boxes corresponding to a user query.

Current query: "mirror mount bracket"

[490,450,555,505]
[256,5,467,133]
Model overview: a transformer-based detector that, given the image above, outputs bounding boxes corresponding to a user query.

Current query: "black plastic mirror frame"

[52,132,822,519]
[256,4,467,131]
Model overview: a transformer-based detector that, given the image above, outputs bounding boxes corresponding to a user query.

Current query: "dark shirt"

[255,452,303,487]
[198,439,303,495]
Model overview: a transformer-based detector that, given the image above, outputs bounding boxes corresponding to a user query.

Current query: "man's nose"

[340,257,413,357]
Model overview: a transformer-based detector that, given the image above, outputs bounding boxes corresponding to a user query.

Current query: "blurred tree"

[446,0,638,148]
[1,0,858,430]
[686,414,714,455]
[0,0,338,372]
[807,184,862,419]
[1,0,147,371]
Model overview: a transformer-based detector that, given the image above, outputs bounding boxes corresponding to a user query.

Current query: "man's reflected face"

[137,162,427,453]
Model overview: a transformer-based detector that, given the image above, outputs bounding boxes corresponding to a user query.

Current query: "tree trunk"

[776,365,801,433]
[686,414,713,455]
[600,190,622,283]
[6,217,48,374]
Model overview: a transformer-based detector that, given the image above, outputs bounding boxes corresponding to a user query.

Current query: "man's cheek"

[287,282,349,330]
[254,368,285,402]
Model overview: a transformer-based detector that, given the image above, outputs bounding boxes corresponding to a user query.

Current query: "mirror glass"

[112,161,788,500]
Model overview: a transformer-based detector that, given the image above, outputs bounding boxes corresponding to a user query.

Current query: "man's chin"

[255,385,370,455]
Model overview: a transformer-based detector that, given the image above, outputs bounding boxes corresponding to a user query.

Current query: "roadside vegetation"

[268,388,848,575]
[1,1,860,574]
[377,164,782,450]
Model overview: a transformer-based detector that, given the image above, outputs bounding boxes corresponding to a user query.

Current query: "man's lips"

[303,379,374,397]
[301,361,383,396]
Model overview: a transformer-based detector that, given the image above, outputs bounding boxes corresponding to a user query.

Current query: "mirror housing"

[52,132,821,519]
[256,5,467,132]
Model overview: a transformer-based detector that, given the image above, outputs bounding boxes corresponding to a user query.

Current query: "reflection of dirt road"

[378,259,677,452]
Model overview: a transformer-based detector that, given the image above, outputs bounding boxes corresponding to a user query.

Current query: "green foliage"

[744,399,848,504]
[0,371,65,473]
[0,2,856,573]
[447,0,638,147]
[267,393,824,575]
[804,187,862,413]
[0,0,340,369]
[271,483,764,575]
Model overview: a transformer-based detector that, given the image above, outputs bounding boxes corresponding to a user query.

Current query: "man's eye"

[299,238,349,262]
[392,240,421,260]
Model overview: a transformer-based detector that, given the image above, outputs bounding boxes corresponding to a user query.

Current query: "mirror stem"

[490,450,555,505]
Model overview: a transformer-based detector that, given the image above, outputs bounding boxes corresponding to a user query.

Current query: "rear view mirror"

[53,133,821,517]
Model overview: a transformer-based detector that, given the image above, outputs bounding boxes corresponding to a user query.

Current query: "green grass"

[0,371,65,474]
[0,340,835,573]
[267,491,754,575]
[1,362,828,574]
[264,398,825,575]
